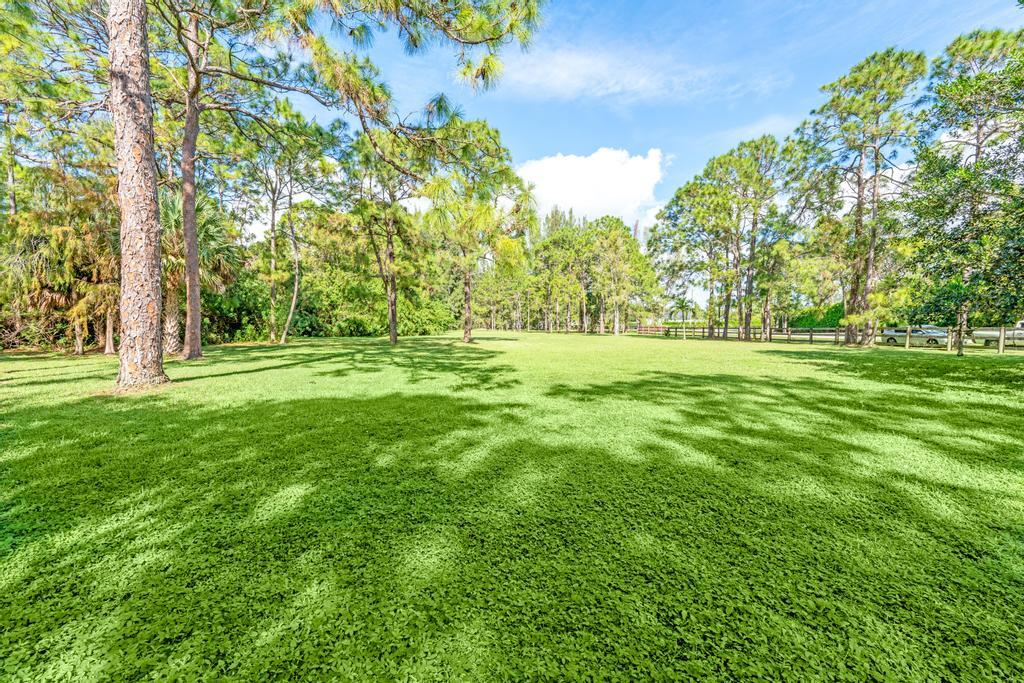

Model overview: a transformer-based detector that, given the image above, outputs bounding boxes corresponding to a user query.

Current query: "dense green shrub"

[788,303,844,328]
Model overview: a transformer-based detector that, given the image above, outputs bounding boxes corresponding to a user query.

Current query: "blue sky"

[302,0,1024,227]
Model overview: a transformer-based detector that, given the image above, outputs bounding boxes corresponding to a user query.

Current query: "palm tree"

[159,191,242,356]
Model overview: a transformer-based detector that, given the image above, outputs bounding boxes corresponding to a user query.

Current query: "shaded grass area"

[2,334,1023,679]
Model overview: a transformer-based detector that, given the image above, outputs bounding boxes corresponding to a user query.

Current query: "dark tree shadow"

[757,346,1024,394]
[171,337,520,391]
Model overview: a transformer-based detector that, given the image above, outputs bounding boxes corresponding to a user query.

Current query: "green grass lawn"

[2,333,1023,680]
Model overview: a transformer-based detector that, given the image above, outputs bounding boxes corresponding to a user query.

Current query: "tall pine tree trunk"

[108,0,167,388]
[180,16,203,360]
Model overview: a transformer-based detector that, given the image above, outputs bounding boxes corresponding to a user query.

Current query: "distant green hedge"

[789,303,844,328]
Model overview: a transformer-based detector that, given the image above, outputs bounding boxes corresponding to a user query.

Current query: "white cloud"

[501,46,791,105]
[518,148,667,227]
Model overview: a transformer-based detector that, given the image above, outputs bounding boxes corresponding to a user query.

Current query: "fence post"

[999,326,1006,354]
[946,328,952,352]
[787,328,792,343]
[905,327,912,350]
[834,327,840,345]
[809,329,814,344]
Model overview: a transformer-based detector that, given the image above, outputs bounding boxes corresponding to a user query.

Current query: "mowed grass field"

[2,332,1023,680]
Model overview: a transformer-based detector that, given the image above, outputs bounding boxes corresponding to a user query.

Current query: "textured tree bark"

[163,283,182,355]
[104,311,116,354]
[613,302,620,336]
[108,0,167,388]
[180,16,203,360]
[599,297,605,334]
[462,267,473,343]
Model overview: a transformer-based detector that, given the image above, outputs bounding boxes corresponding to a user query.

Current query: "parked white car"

[879,327,948,347]
[971,320,1024,347]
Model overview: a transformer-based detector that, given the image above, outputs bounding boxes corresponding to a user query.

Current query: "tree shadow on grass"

[2,359,1023,679]
[542,369,1023,678]
[0,389,530,679]
[757,346,1024,394]
[173,337,520,391]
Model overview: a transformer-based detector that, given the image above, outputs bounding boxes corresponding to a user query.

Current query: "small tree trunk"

[268,197,277,343]
[73,319,85,355]
[163,282,182,355]
[179,16,203,360]
[5,118,15,216]
[104,311,116,354]
[462,268,473,343]
[956,298,968,357]
[281,177,300,345]
[722,288,732,340]
[707,275,716,338]
[599,297,606,334]
[387,271,398,344]
[108,0,168,388]
[761,294,771,342]
[613,302,620,336]
[743,214,758,339]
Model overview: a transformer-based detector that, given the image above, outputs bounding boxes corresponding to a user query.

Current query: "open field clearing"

[2,333,1023,679]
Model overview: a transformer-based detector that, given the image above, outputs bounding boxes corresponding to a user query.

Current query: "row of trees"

[0,0,544,387]
[473,210,659,334]
[649,28,1024,355]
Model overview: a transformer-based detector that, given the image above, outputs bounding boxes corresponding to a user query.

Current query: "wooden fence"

[632,325,1021,353]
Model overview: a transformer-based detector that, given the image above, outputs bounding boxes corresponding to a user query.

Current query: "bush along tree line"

[648,29,1024,354]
